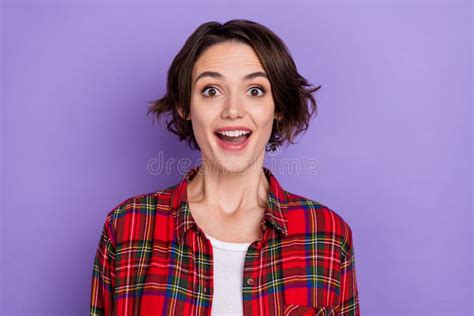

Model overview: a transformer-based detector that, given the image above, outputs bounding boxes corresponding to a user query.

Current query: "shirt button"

[203,287,208,293]
[246,278,254,286]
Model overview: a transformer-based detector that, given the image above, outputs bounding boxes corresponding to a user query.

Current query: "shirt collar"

[171,165,289,245]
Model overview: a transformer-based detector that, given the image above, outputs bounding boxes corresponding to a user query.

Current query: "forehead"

[192,42,265,77]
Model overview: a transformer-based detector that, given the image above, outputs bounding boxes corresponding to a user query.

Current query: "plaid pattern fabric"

[90,166,360,315]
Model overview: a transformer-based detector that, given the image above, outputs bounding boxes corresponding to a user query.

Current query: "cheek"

[245,103,274,137]
[189,105,215,140]
[190,118,207,139]
[254,108,276,131]
[264,119,275,138]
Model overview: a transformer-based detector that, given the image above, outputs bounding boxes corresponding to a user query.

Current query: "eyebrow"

[194,71,268,85]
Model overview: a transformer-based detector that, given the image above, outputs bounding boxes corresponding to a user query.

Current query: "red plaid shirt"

[90,166,360,315]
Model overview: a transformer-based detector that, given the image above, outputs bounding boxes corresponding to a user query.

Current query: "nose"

[221,92,244,119]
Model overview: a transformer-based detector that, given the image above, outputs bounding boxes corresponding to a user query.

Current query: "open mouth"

[214,130,252,145]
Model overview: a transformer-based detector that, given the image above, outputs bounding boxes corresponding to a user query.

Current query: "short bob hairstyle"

[147,19,321,152]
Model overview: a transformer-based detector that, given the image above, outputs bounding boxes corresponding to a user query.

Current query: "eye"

[201,86,222,98]
[247,86,266,97]
[201,85,266,98]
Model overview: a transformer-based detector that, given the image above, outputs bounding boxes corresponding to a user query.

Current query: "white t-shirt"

[204,232,252,316]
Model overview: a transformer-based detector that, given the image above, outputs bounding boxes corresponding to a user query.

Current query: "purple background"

[1,1,472,315]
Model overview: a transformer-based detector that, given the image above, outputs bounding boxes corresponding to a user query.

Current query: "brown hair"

[147,19,321,152]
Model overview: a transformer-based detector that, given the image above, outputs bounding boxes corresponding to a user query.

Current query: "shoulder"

[284,190,354,244]
[99,184,178,245]
[106,185,176,220]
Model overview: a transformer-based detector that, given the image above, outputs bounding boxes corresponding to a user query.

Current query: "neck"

[187,158,269,218]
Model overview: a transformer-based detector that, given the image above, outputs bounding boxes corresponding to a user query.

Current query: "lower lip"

[214,133,251,152]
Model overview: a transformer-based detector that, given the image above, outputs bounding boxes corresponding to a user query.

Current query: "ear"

[177,104,191,121]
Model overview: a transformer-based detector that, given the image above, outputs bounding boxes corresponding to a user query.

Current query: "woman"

[90,19,360,316]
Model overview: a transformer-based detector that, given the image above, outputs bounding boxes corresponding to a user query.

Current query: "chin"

[209,155,259,175]
[198,136,265,174]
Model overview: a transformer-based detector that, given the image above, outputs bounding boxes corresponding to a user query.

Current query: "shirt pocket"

[278,235,342,308]
[282,303,340,316]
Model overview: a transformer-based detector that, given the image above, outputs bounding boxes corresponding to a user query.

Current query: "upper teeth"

[217,130,251,137]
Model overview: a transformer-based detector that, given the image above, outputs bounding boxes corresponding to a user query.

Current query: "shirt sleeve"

[90,215,116,316]
[338,224,360,315]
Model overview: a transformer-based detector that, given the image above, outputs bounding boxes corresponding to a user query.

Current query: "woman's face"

[188,41,278,173]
